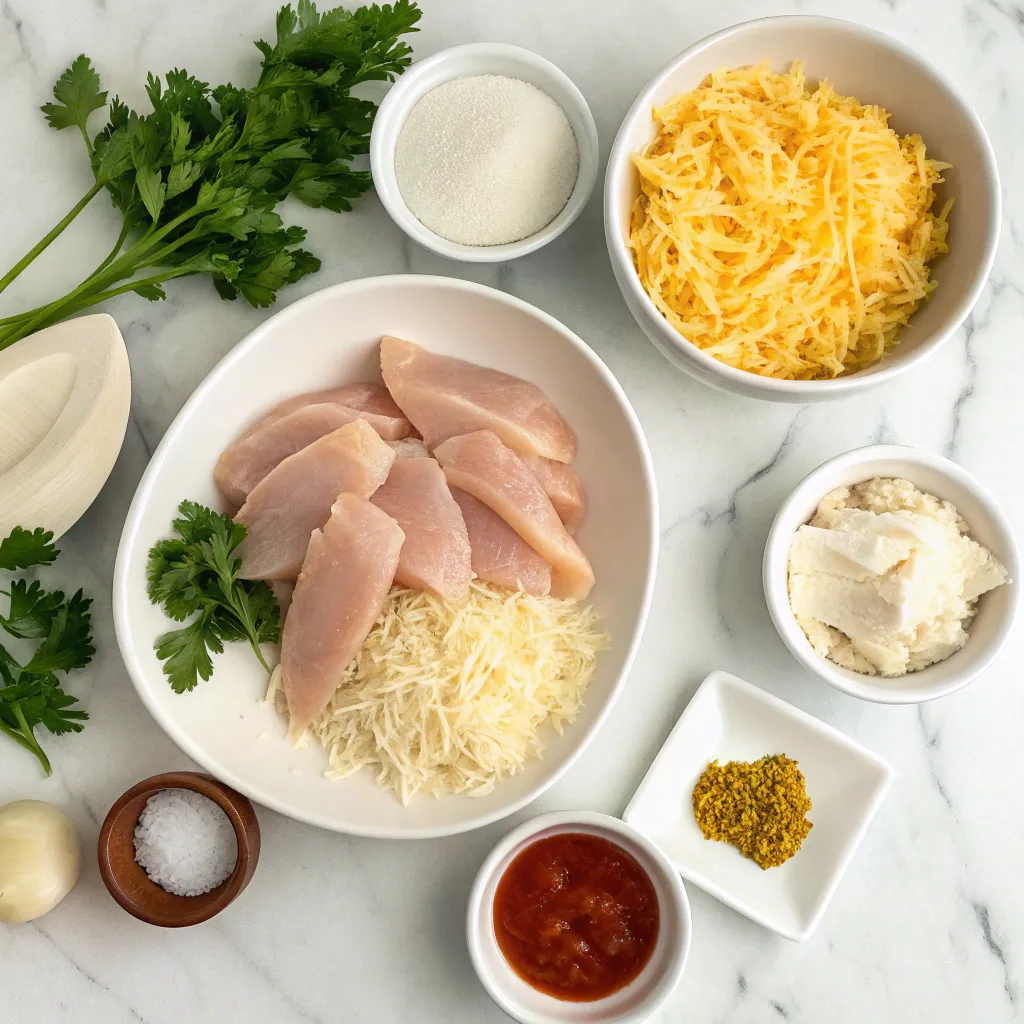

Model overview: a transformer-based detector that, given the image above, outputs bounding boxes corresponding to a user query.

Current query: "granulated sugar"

[395,74,579,246]
[134,789,237,897]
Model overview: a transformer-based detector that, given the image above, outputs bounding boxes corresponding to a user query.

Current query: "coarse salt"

[134,789,237,897]
[395,74,579,247]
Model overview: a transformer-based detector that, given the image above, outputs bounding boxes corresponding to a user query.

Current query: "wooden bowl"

[98,771,260,927]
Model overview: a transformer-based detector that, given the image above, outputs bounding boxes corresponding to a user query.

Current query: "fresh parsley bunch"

[0,0,420,350]
[147,501,281,694]
[0,527,94,776]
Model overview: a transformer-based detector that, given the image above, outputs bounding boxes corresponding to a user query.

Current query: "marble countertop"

[2,0,1021,1021]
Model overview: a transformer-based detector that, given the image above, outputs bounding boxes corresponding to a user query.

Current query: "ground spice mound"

[692,754,812,869]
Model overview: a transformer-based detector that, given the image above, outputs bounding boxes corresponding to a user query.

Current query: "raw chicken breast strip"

[281,494,404,741]
[451,488,551,597]
[371,457,472,603]
[525,456,587,534]
[235,419,395,580]
[380,335,576,463]
[434,431,595,600]
[236,383,412,441]
[216,403,385,509]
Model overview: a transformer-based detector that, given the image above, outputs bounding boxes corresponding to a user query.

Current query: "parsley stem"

[0,218,134,331]
[12,703,51,776]
[58,269,198,315]
[249,640,273,676]
[95,219,132,276]
[0,184,239,347]
[0,182,103,297]
[0,265,193,351]
[0,718,39,758]
[0,303,51,328]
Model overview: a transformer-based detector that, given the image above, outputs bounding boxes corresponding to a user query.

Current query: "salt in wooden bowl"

[98,771,260,927]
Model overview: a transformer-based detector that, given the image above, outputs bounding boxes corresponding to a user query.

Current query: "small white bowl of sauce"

[467,810,691,1024]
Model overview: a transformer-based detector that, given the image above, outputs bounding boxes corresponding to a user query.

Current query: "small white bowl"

[763,445,1020,704]
[467,811,691,1024]
[624,671,893,941]
[371,43,599,262]
[604,16,1001,403]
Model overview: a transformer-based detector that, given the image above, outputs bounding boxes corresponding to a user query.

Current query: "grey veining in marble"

[1,1,1022,1021]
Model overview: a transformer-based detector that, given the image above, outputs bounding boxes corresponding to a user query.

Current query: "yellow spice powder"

[692,754,813,869]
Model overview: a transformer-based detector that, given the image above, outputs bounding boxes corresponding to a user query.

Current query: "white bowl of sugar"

[371,43,599,262]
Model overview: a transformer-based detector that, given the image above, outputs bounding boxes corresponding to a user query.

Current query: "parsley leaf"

[0,579,68,639]
[0,2,421,350]
[0,526,59,571]
[40,54,107,144]
[0,528,93,776]
[24,591,95,675]
[154,609,223,693]
[147,501,281,693]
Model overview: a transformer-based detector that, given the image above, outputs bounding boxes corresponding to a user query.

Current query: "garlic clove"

[0,800,81,923]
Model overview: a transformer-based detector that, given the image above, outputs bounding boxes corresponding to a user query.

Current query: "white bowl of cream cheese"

[763,445,1019,704]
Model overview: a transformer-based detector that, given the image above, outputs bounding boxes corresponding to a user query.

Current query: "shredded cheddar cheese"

[628,62,951,380]
[269,582,607,805]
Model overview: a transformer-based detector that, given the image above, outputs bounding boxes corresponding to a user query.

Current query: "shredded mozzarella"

[628,62,951,380]
[268,582,608,805]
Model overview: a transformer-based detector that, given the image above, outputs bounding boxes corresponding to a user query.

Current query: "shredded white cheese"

[268,582,608,805]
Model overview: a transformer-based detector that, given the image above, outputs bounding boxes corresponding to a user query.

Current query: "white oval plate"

[113,276,658,838]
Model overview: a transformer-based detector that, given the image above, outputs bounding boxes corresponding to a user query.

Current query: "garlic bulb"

[0,800,80,923]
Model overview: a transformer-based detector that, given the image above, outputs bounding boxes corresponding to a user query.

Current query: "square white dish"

[623,670,893,941]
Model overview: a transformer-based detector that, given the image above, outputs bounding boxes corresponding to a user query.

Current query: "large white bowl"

[604,16,1001,403]
[371,43,599,263]
[763,445,1019,703]
[113,276,657,837]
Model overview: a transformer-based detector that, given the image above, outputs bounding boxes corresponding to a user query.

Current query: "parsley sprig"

[0,0,420,350]
[146,501,281,694]
[0,528,94,776]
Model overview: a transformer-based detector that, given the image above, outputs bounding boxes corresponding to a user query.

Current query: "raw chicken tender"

[451,488,551,597]
[237,383,412,441]
[380,336,576,463]
[235,420,394,580]
[525,456,587,534]
[434,430,594,599]
[215,403,380,509]
[281,494,404,741]
[370,457,472,602]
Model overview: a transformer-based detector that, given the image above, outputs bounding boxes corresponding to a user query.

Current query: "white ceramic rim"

[466,810,692,1024]
[371,42,599,263]
[603,14,1002,397]
[623,670,895,940]
[762,444,1021,704]
[112,275,659,837]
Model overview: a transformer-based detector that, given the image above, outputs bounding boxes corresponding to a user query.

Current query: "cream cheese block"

[788,478,1010,676]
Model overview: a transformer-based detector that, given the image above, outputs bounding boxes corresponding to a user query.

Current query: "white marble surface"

[1,0,1021,1021]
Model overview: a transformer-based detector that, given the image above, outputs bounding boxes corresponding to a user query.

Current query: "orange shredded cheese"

[628,62,951,380]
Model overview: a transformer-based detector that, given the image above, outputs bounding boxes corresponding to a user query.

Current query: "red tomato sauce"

[492,832,659,1002]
